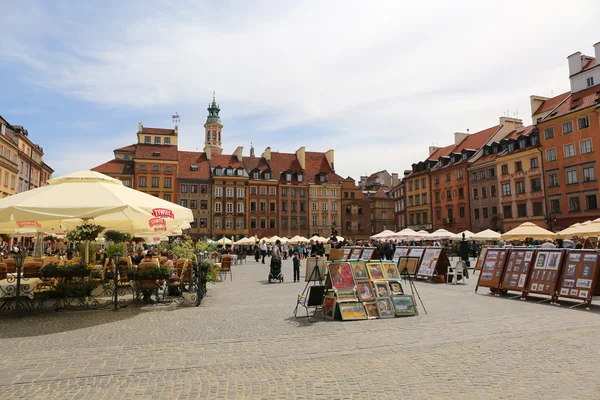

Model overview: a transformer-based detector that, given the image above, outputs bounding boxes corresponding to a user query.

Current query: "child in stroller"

[268,239,284,283]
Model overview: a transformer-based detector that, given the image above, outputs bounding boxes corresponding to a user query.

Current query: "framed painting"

[323,295,336,320]
[336,289,358,302]
[304,256,327,282]
[364,302,379,319]
[355,280,375,301]
[398,257,419,275]
[338,302,367,321]
[350,261,369,280]
[382,262,401,280]
[328,262,356,290]
[366,262,385,280]
[391,295,418,316]
[373,281,390,298]
[375,298,394,318]
[388,280,404,295]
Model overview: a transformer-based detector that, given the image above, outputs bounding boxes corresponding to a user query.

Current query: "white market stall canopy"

[501,222,557,241]
[288,235,308,244]
[370,230,395,239]
[451,230,476,241]
[471,229,501,241]
[429,229,455,240]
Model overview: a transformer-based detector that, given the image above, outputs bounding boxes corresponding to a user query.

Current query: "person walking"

[293,252,300,282]
[260,241,267,264]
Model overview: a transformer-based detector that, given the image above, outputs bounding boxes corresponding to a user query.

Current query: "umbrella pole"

[35,232,43,258]
[85,240,90,264]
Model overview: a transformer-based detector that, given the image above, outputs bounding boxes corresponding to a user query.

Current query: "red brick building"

[341,177,370,241]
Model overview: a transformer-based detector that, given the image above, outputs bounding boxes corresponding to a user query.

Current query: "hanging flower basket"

[66,223,106,242]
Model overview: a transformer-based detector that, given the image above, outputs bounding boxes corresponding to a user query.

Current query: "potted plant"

[40,260,92,278]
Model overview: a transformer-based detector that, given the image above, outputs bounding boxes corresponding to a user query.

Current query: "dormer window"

[461,153,468,161]
[190,165,198,171]
[226,168,233,176]
[531,135,539,146]
[215,167,222,176]
[319,174,325,182]
[154,137,161,145]
[519,139,526,148]
[152,151,160,157]
[264,171,271,180]
[297,173,303,182]
[484,148,489,156]
[236,168,243,176]
[252,171,259,179]
[285,173,292,182]
[164,138,171,145]
[508,143,515,152]
[145,136,151,144]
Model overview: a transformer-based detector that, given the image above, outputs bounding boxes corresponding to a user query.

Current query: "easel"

[399,256,427,314]
[293,258,326,320]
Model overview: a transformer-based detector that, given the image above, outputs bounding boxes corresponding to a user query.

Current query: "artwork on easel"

[398,257,419,276]
[328,262,356,290]
[304,257,327,282]
[382,262,401,280]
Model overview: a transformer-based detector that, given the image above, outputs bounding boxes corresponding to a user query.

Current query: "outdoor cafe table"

[0,277,43,299]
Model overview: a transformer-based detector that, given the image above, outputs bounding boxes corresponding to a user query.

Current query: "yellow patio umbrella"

[569,218,600,237]
[501,222,557,241]
[216,237,232,246]
[472,229,501,241]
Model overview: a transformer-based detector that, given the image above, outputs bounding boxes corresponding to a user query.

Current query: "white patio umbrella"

[472,229,501,240]
[416,230,431,240]
[265,236,282,244]
[308,235,327,243]
[429,229,455,240]
[288,235,308,244]
[216,237,232,246]
[556,223,583,238]
[391,228,419,240]
[451,230,476,241]
[501,222,556,241]
[569,218,600,237]
[335,235,345,242]
[370,230,395,239]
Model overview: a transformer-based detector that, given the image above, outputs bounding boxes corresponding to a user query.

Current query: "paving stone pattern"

[1,256,600,399]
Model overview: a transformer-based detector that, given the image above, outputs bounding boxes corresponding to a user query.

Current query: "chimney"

[174,125,178,134]
[233,146,243,161]
[567,51,583,76]
[204,146,212,160]
[391,173,399,186]
[428,146,441,156]
[530,95,549,119]
[595,41,600,63]
[295,146,306,170]
[261,147,271,162]
[138,122,143,132]
[325,150,334,171]
[454,132,469,146]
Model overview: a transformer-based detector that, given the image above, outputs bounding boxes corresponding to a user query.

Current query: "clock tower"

[204,92,223,155]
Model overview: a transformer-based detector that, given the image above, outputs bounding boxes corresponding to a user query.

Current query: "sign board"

[474,248,489,272]
[348,247,363,260]
[361,247,376,260]
[526,250,564,299]
[475,248,509,292]
[499,249,536,294]
[557,250,600,307]
[392,247,410,264]
[416,248,450,281]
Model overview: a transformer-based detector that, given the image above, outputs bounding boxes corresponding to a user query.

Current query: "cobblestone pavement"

[2,257,600,399]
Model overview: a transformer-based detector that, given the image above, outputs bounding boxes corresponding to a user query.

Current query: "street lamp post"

[14,252,25,313]
[111,253,121,311]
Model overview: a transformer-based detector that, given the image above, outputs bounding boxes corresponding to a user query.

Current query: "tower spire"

[213,90,215,102]
[204,93,223,155]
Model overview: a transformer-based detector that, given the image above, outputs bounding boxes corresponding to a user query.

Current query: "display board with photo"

[557,250,600,306]
[527,250,564,297]
[360,247,376,260]
[341,247,352,261]
[475,248,509,292]
[416,247,449,280]
[392,247,410,264]
[474,247,489,272]
[347,247,363,260]
[499,249,536,293]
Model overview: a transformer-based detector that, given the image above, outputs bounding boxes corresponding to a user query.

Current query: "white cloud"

[2,0,600,179]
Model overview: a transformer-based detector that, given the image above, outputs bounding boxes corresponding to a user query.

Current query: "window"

[456,170,463,179]
[226,188,233,198]
[321,188,327,196]
[358,206,363,214]
[544,127,554,140]
[435,192,440,202]
[515,161,522,172]
[237,203,243,213]
[226,203,233,213]
[180,199,188,207]
[517,204,527,218]
[533,202,543,216]
[480,187,486,199]
[434,176,439,184]
[416,213,421,224]
[531,158,538,169]
[260,219,266,229]
[226,168,233,176]
[269,187,276,196]
[297,174,304,182]
[200,185,207,194]
[408,182,413,191]
[491,206,497,215]
[269,202,276,212]
[200,218,207,228]
[319,174,324,182]
[546,148,556,162]
[140,164,147,171]
[332,202,337,211]
[489,168,495,178]
[550,199,560,213]
[291,217,297,228]
[214,202,221,212]
[421,178,426,188]
[583,166,595,182]
[502,183,511,196]
[480,207,487,219]
[260,187,266,195]
[566,170,578,185]
[282,201,287,211]
[237,188,244,198]
[445,173,450,182]
[422,194,427,204]
[250,201,256,212]
[145,136,151,144]
[215,187,222,197]
[312,216,318,226]
[578,116,590,130]
[252,171,259,180]
[139,177,146,187]
[415,194,420,205]
[587,77,595,87]
[322,215,328,226]
[201,200,208,209]
[516,181,525,194]
[459,207,465,218]
[152,137,160,145]
[503,205,513,219]
[474,208,480,220]
[251,186,257,195]
[531,178,542,192]
[501,165,508,175]
[164,137,171,145]
[408,196,414,206]
[331,189,337,196]
[312,202,318,211]
[164,178,171,188]
[151,177,159,187]
[548,173,559,187]
[322,202,327,211]
[563,121,573,134]
[123,179,130,187]
[586,195,598,210]
[473,188,478,199]
[250,218,257,229]
[569,196,580,212]
[152,165,159,172]
[291,202,297,211]
[300,202,306,212]
[491,185,496,197]
[191,185,198,193]
[436,210,441,220]
[285,173,291,182]
[580,139,592,154]
[564,143,575,158]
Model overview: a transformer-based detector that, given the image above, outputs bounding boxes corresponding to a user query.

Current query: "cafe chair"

[4,259,16,274]
[219,255,233,281]
[0,263,7,280]
[294,285,326,323]
[446,260,467,285]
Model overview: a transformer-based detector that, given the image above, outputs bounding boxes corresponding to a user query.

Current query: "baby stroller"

[268,258,284,283]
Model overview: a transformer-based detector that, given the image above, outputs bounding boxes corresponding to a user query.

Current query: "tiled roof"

[269,152,303,180]
[453,125,500,153]
[209,154,243,169]
[242,156,270,173]
[305,151,341,184]
[91,159,134,174]
[370,185,390,199]
[426,144,454,161]
[141,127,176,135]
[115,144,137,152]
[178,151,210,179]
[533,91,570,116]
[504,125,534,141]
[541,85,600,122]
[134,144,179,160]
[583,58,597,72]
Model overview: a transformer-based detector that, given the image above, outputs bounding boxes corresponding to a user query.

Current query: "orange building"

[244,148,278,238]
[532,44,600,231]
[177,151,212,237]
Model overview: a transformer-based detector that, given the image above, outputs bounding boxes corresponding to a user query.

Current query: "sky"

[0,0,599,179]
